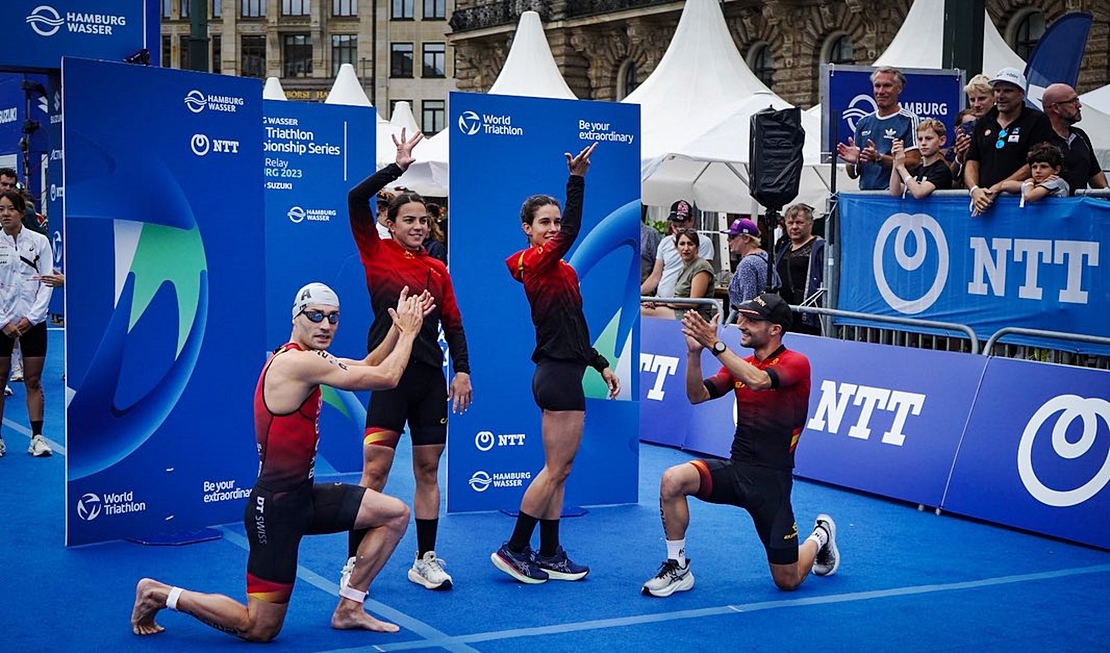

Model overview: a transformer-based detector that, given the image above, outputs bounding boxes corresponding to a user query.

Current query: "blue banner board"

[446,92,641,512]
[262,99,376,475]
[944,357,1110,550]
[64,59,263,546]
[639,317,692,449]
[822,65,963,156]
[2,1,147,72]
[838,194,1109,351]
[46,73,63,320]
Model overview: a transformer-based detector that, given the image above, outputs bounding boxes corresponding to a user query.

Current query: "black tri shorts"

[365,361,449,447]
[0,321,47,358]
[532,358,586,412]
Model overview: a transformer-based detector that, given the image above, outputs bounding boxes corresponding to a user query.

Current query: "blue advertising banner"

[64,59,263,546]
[446,92,641,512]
[943,358,1110,550]
[2,1,147,72]
[822,65,963,156]
[1024,12,1092,107]
[639,317,692,449]
[838,194,1109,350]
[262,100,375,475]
[791,335,987,508]
[45,73,63,320]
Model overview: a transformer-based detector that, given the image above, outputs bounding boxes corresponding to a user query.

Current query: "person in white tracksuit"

[0,189,53,458]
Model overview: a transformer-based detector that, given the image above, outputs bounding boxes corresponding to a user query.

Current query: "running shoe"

[0,438,6,457]
[641,559,694,597]
[408,551,453,590]
[338,555,356,591]
[534,546,589,581]
[28,435,52,457]
[3,386,10,396]
[490,542,548,584]
[812,514,840,576]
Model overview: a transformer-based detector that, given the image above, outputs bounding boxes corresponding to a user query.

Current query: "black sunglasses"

[300,309,339,324]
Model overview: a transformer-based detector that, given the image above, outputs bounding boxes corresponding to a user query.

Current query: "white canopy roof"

[1081,84,1110,114]
[389,100,420,134]
[394,11,577,195]
[874,0,1025,74]
[262,77,287,101]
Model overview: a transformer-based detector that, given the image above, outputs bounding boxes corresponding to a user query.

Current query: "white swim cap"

[292,282,340,318]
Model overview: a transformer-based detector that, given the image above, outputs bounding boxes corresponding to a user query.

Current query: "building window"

[422,99,445,136]
[1012,11,1045,61]
[212,0,221,18]
[332,35,357,76]
[241,0,265,17]
[333,0,357,16]
[283,34,313,77]
[423,0,445,20]
[824,33,854,65]
[391,43,414,77]
[617,59,639,100]
[422,43,446,78]
[180,34,191,69]
[283,0,311,16]
[241,34,266,77]
[162,35,171,67]
[748,43,774,88]
[212,34,222,74]
[392,0,414,20]
[162,0,172,19]
[179,0,190,18]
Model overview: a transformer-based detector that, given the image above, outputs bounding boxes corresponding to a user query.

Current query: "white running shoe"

[3,386,11,396]
[641,559,694,597]
[338,555,356,591]
[28,435,53,457]
[0,438,6,457]
[408,551,453,590]
[812,514,840,576]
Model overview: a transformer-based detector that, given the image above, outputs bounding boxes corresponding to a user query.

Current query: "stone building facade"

[448,0,1110,107]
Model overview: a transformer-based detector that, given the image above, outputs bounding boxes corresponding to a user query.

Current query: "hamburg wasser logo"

[287,206,335,224]
[457,110,523,137]
[26,5,63,36]
[184,90,207,114]
[288,206,306,223]
[469,470,492,492]
[842,94,878,134]
[184,89,244,114]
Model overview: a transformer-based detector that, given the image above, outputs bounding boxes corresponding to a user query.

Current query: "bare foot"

[331,601,400,633]
[131,578,169,635]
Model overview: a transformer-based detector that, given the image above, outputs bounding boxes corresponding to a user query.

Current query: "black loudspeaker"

[750,107,804,211]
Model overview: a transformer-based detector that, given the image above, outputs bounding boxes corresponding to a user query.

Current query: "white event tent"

[394,11,577,195]
[627,0,836,212]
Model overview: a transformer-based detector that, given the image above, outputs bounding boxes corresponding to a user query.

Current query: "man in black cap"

[640,199,715,299]
[641,293,839,597]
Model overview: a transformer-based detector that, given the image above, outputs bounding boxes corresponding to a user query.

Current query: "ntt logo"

[287,206,306,223]
[184,90,207,114]
[190,134,210,156]
[27,5,64,37]
[458,110,481,136]
[469,470,492,492]
[77,493,102,521]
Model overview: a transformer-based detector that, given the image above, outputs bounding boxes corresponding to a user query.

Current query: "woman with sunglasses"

[344,129,473,591]
[490,142,620,584]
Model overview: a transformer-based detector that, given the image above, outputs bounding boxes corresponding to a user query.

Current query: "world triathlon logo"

[842,94,878,134]
[26,5,64,37]
[184,90,207,114]
[76,493,102,521]
[469,470,492,492]
[458,110,481,136]
[1018,395,1110,508]
[872,213,949,314]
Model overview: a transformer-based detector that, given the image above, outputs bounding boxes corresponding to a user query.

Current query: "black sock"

[31,420,43,436]
[539,519,560,557]
[508,511,539,552]
[416,518,438,557]
[348,528,368,559]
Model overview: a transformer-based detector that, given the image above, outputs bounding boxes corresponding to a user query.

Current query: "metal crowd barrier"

[639,296,724,317]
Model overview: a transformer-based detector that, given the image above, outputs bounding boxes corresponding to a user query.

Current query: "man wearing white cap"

[130,283,428,641]
[964,67,1054,215]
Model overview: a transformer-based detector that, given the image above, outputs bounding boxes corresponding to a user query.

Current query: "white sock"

[666,539,686,566]
[807,526,828,550]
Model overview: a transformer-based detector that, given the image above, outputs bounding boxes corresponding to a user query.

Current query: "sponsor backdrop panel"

[943,358,1110,550]
[64,59,263,546]
[46,73,64,319]
[262,100,375,475]
[2,0,148,72]
[791,335,987,508]
[446,92,641,512]
[821,66,963,156]
[838,195,1109,351]
[639,317,694,449]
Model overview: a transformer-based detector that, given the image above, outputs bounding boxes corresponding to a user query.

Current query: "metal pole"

[943,0,985,77]
[189,0,210,71]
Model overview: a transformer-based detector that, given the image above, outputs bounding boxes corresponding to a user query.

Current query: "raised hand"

[836,136,860,164]
[388,293,424,336]
[392,128,425,171]
[566,142,597,176]
[891,139,905,166]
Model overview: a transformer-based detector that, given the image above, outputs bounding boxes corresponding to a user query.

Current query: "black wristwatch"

[711,341,727,356]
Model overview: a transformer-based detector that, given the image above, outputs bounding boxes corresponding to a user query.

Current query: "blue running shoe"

[534,546,589,581]
[491,543,548,584]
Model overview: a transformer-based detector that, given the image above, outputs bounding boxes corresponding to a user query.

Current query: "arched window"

[617,59,640,100]
[748,43,774,88]
[824,33,854,65]
[1012,11,1045,61]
